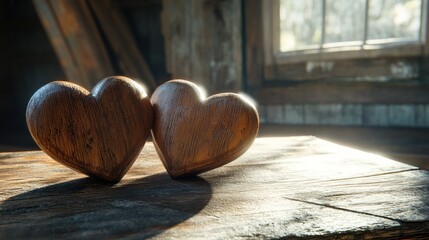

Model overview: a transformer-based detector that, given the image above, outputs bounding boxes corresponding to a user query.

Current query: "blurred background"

[1,0,429,168]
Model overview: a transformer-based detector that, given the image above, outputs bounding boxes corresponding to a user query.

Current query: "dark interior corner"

[0,0,63,150]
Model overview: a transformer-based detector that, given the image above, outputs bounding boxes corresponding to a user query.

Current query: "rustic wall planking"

[32,0,114,88]
[245,0,264,88]
[161,0,242,94]
[1,137,429,239]
[251,82,429,105]
[88,0,157,91]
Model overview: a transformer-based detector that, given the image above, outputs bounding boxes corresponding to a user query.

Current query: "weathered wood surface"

[1,137,429,239]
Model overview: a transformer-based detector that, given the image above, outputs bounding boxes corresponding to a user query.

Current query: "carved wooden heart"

[26,76,153,182]
[151,80,259,178]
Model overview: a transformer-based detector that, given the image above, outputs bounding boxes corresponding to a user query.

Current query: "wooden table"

[1,137,429,239]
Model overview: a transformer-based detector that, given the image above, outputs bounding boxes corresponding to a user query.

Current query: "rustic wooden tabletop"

[1,137,429,239]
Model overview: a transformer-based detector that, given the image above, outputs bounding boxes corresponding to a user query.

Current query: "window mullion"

[363,0,370,46]
[321,0,326,49]
[420,0,426,43]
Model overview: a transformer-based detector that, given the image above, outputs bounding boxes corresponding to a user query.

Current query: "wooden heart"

[26,76,153,182]
[151,80,259,178]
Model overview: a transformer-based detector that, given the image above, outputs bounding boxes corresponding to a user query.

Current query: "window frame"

[263,0,429,67]
[244,0,429,108]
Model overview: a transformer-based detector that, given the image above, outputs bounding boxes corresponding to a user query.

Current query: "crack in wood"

[319,168,418,183]
[283,196,428,224]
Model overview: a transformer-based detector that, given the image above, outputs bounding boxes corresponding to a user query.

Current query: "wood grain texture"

[32,0,114,88]
[1,137,429,239]
[88,0,158,91]
[150,80,259,178]
[26,76,153,182]
[161,0,242,94]
[245,0,264,87]
[32,0,81,83]
[251,82,429,104]
[264,57,419,82]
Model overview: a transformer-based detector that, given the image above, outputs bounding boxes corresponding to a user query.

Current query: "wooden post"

[161,0,242,94]
[33,0,114,89]
[245,0,264,87]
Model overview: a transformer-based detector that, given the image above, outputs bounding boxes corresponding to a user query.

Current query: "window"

[263,0,428,81]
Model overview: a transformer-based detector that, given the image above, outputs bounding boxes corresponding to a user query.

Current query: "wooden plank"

[2,137,429,239]
[264,103,426,127]
[161,0,191,78]
[271,44,423,65]
[203,0,242,93]
[265,57,419,82]
[244,0,264,87]
[286,170,429,222]
[284,104,305,124]
[33,0,114,88]
[251,82,429,104]
[188,0,206,89]
[32,0,81,84]
[89,0,157,91]
[303,104,343,125]
[161,0,242,94]
[266,105,284,124]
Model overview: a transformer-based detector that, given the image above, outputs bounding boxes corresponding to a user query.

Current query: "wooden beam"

[264,57,420,81]
[32,0,114,89]
[244,0,264,87]
[88,0,158,91]
[32,0,81,85]
[251,82,429,104]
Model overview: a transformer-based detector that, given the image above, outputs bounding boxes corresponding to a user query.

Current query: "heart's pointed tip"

[168,172,199,180]
[88,173,123,185]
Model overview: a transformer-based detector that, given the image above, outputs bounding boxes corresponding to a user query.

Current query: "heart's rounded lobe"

[151,80,259,178]
[26,76,153,182]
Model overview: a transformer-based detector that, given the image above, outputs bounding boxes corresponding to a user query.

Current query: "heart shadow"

[0,173,212,238]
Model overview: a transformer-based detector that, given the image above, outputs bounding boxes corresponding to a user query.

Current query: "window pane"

[279,0,323,51]
[325,0,365,43]
[368,0,421,41]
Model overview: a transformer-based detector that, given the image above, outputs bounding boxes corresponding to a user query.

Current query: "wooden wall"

[259,104,429,127]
